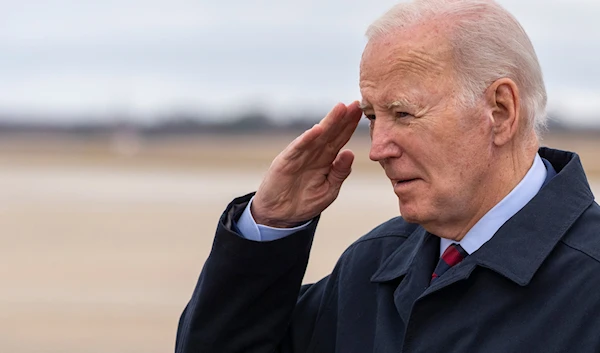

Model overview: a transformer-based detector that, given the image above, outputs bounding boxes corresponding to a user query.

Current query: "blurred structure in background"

[0,0,598,352]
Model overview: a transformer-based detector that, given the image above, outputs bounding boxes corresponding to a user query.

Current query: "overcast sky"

[1,0,599,126]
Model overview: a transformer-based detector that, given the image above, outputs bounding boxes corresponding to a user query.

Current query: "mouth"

[392,178,420,192]
[393,178,419,186]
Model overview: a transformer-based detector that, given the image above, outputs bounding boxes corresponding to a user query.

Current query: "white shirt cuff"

[236,196,312,241]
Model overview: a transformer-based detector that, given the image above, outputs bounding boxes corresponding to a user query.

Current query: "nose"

[369,120,402,162]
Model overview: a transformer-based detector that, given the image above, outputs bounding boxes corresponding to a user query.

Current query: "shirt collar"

[440,153,547,256]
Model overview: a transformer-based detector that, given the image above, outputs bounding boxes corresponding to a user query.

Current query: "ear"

[485,78,520,146]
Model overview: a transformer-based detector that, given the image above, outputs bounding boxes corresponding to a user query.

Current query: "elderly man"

[176,0,600,352]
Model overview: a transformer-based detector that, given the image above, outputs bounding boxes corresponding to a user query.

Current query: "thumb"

[328,150,355,187]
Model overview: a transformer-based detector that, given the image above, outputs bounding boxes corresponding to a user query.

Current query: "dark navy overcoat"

[176,148,600,353]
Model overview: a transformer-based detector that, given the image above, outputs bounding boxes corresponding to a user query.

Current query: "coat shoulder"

[561,202,600,264]
[337,216,419,263]
[329,216,418,283]
[351,216,418,245]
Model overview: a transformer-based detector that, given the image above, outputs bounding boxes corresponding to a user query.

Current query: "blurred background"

[0,0,598,352]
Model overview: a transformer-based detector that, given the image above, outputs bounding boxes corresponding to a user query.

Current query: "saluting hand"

[251,102,363,228]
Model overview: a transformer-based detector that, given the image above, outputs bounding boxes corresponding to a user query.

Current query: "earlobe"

[489,78,520,146]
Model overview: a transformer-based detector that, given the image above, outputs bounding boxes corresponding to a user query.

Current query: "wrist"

[250,204,307,229]
[253,214,307,229]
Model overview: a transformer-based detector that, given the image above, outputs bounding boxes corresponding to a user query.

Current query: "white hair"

[366,0,548,137]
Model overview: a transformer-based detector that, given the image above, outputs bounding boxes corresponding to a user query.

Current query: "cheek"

[422,137,481,196]
[421,132,463,172]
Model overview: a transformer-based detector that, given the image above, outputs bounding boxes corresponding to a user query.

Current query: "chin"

[398,202,423,224]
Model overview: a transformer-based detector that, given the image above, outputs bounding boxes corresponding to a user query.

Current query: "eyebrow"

[388,98,416,109]
[359,98,417,111]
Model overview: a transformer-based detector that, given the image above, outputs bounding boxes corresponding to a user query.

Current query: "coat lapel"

[371,227,440,323]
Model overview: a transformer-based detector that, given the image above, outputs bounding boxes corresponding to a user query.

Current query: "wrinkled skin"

[252,21,537,240]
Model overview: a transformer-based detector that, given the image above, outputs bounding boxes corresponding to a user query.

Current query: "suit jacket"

[176,147,600,353]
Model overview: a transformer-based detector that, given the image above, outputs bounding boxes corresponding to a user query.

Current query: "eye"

[364,114,376,121]
[396,112,411,119]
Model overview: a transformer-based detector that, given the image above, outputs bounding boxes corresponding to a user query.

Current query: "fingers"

[330,101,363,148]
[318,103,349,132]
[293,124,324,151]
[283,101,362,162]
[328,149,355,186]
[285,123,325,160]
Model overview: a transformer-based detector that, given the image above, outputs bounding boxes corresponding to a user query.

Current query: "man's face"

[359,25,495,231]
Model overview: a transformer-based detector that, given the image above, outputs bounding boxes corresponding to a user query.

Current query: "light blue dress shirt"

[237,197,311,241]
[237,154,548,257]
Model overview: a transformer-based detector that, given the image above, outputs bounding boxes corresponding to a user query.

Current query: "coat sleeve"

[175,193,333,353]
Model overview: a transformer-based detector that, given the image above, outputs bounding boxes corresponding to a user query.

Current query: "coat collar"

[370,226,431,283]
[371,148,595,286]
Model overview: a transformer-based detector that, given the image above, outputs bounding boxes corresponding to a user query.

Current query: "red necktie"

[431,243,467,284]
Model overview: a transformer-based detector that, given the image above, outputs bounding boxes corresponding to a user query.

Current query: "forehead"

[359,26,454,105]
